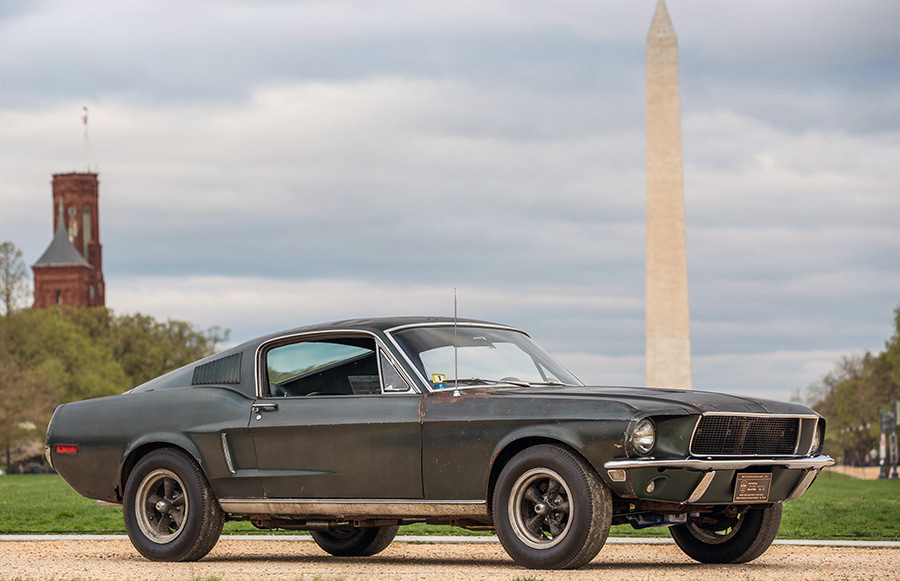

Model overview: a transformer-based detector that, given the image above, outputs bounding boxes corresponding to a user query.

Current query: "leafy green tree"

[4,308,130,403]
[0,302,229,468]
[886,306,900,392]
[0,241,30,317]
[109,313,229,387]
[809,305,900,464]
[0,349,54,469]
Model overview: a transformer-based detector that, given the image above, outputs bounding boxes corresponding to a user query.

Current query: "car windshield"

[390,325,583,390]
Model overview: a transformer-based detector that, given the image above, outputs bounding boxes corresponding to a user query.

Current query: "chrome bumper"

[603,454,835,471]
[603,455,834,504]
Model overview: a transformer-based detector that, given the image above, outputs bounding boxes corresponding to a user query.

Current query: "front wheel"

[492,445,611,569]
[310,525,399,557]
[123,448,224,561]
[670,503,782,564]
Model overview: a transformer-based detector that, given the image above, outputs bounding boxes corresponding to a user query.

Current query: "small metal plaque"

[733,473,772,503]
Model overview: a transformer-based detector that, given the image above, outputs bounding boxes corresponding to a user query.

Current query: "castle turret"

[33,172,105,308]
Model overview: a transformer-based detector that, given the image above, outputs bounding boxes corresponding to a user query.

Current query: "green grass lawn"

[0,471,897,540]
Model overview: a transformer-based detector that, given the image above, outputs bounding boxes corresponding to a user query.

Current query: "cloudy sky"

[1,0,897,401]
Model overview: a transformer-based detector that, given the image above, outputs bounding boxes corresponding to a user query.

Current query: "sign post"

[880,409,896,480]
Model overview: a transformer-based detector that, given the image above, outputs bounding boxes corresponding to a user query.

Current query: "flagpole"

[82,106,90,172]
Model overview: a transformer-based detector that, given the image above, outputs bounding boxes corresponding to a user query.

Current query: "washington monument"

[646,0,693,389]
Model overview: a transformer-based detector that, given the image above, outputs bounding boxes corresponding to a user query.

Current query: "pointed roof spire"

[33,219,91,268]
[648,0,676,42]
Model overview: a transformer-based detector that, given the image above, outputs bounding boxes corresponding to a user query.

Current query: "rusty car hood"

[448,384,816,416]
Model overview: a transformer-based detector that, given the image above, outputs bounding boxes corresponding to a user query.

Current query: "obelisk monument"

[646,0,692,389]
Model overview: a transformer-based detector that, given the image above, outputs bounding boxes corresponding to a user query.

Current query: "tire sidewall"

[310,525,399,557]
[123,449,210,561]
[493,446,597,569]
[671,503,781,564]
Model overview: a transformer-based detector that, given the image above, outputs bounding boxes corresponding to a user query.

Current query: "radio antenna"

[454,287,458,390]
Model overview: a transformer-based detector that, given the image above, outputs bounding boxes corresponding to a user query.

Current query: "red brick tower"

[32,173,105,308]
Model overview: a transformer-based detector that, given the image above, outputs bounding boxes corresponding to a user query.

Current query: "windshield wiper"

[527,380,572,386]
[453,378,531,388]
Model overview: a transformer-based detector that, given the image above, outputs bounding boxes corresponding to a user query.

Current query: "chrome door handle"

[251,403,279,412]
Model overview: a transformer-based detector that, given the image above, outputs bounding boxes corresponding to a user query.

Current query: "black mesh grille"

[691,415,799,456]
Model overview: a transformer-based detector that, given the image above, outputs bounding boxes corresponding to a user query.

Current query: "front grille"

[691,415,799,457]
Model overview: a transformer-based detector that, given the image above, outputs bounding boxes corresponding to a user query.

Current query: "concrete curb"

[1,535,898,548]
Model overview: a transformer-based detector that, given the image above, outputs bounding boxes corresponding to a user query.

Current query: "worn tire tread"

[670,503,782,564]
[310,525,399,557]
[123,448,224,562]
[493,444,611,570]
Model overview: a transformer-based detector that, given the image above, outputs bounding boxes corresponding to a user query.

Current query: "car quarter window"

[379,349,411,393]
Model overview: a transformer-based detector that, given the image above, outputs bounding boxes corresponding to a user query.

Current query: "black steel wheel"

[123,448,224,561]
[310,525,399,557]
[670,503,782,564]
[492,444,611,569]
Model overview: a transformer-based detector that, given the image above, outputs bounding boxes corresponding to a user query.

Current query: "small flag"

[82,106,88,137]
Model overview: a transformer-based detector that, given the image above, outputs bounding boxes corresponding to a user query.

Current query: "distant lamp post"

[892,396,900,480]
[879,405,898,480]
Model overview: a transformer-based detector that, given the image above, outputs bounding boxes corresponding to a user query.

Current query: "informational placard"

[733,473,772,503]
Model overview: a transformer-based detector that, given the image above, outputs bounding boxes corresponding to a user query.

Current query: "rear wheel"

[310,525,399,557]
[492,444,611,569]
[123,448,224,561]
[670,503,782,564]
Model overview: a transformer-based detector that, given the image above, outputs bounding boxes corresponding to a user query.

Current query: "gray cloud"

[1,1,897,400]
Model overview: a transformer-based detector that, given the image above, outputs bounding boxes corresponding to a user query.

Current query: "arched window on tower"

[67,207,79,245]
[82,206,92,258]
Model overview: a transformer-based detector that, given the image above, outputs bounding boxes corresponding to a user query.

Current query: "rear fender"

[119,433,205,497]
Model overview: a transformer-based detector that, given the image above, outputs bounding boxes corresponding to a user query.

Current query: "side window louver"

[191,352,242,385]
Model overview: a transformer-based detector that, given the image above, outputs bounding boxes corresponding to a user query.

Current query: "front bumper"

[603,454,835,504]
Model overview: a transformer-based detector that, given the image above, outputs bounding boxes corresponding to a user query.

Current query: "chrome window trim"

[687,412,818,458]
[376,347,412,394]
[254,330,422,398]
[384,321,524,334]
[384,322,583,394]
[219,498,488,518]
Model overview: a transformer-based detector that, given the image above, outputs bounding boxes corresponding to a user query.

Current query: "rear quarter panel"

[47,386,258,503]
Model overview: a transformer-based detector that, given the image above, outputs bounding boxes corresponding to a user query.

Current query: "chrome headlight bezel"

[632,418,656,455]
[809,420,824,455]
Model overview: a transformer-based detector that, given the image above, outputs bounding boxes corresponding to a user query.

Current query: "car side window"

[379,349,411,393]
[266,338,380,397]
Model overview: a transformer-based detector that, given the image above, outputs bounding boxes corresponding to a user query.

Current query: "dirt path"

[2,539,898,580]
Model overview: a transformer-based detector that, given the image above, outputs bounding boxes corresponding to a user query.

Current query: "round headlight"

[632,418,656,455]
[810,421,823,455]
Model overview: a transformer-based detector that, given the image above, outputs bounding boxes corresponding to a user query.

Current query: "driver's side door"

[248,334,423,499]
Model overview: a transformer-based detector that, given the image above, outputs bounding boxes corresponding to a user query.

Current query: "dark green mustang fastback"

[45,317,833,569]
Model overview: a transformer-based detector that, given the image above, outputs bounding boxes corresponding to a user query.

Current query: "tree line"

[797,305,900,465]
[1,241,228,469]
[2,239,898,468]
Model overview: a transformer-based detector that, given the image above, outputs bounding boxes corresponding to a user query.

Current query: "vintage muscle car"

[45,317,833,569]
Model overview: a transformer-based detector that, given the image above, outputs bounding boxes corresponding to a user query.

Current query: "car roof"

[251,316,520,344]
[129,316,522,395]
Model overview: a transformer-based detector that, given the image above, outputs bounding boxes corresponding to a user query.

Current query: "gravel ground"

[2,539,898,580]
